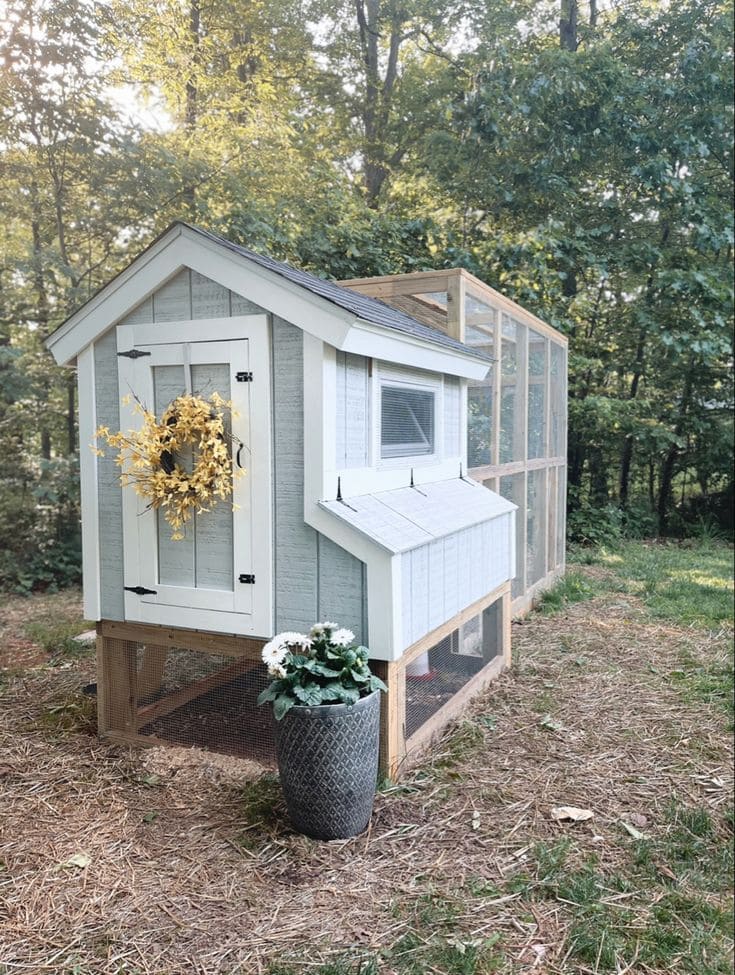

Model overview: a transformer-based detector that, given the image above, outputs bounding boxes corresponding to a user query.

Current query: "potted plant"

[257,622,387,840]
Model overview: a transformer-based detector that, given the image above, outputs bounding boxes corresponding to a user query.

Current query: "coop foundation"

[95,582,510,779]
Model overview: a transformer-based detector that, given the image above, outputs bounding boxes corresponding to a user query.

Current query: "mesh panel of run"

[404,598,503,740]
[123,642,276,766]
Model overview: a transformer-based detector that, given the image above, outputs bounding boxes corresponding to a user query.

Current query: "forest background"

[0,0,732,592]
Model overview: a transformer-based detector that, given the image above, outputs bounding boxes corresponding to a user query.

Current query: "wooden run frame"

[96,583,510,780]
[342,268,568,615]
[372,580,511,780]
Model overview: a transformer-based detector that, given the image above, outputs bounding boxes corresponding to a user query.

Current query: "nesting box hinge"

[235,371,253,382]
[117,348,151,359]
[124,585,158,595]
[238,573,256,584]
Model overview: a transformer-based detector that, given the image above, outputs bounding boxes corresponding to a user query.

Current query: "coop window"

[380,385,436,458]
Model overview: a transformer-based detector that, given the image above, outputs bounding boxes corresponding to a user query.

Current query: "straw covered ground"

[0,540,732,975]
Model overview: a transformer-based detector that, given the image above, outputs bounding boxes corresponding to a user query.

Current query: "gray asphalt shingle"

[183,222,490,362]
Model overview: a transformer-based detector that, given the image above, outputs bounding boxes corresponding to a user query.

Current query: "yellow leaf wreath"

[94,392,243,540]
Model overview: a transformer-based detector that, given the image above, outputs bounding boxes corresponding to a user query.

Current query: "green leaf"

[293,682,323,705]
[256,684,279,705]
[369,675,388,693]
[338,686,359,705]
[350,668,370,683]
[273,695,296,721]
[311,661,342,678]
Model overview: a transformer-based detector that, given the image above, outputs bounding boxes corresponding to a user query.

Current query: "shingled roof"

[182,223,490,362]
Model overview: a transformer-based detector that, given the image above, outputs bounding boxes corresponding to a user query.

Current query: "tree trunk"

[183,0,201,217]
[355,0,404,206]
[560,0,578,51]
[657,370,693,534]
[619,326,647,505]
[587,446,609,507]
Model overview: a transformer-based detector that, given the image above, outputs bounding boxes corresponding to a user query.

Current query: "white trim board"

[76,344,101,620]
[46,225,490,380]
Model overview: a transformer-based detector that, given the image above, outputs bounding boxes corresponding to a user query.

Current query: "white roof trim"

[45,224,489,379]
[319,478,516,555]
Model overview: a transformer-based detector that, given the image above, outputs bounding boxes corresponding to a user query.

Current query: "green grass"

[571,539,734,628]
[24,618,92,660]
[535,569,599,614]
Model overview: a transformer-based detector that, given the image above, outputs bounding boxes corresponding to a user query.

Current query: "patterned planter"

[273,690,381,840]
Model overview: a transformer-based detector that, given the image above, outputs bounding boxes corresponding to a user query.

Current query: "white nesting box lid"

[318,478,517,658]
[320,477,516,555]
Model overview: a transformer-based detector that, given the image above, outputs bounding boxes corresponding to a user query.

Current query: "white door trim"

[116,316,273,637]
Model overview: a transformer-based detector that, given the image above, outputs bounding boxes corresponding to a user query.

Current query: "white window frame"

[380,383,437,460]
[374,368,443,471]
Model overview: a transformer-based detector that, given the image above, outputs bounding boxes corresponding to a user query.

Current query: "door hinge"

[124,585,158,596]
[117,349,151,359]
[238,573,255,584]
[235,371,253,382]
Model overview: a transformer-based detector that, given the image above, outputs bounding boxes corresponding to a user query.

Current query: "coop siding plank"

[344,353,369,467]
[443,533,459,620]
[335,351,347,468]
[444,377,461,456]
[94,329,125,620]
[153,269,191,322]
[119,297,154,326]
[317,535,366,643]
[191,271,230,319]
[427,539,446,632]
[272,317,318,632]
[230,292,266,316]
[408,546,429,646]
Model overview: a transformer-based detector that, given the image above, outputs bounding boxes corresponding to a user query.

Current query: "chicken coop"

[46,222,567,778]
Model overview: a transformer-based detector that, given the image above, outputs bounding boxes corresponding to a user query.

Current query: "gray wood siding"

[273,318,367,640]
[317,535,367,642]
[94,328,125,620]
[335,351,370,469]
[119,268,265,326]
[400,512,513,647]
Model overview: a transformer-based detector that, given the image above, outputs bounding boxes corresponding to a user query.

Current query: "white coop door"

[116,317,273,637]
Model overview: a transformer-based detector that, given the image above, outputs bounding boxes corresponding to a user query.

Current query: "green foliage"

[256,623,387,719]
[1,0,733,590]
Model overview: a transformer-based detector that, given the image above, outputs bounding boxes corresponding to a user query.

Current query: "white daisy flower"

[262,639,289,668]
[330,628,355,648]
[267,663,287,678]
[277,631,312,650]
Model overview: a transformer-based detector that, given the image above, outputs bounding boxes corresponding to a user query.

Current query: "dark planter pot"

[273,690,381,840]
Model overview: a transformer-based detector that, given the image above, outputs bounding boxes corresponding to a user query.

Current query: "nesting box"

[46,222,567,777]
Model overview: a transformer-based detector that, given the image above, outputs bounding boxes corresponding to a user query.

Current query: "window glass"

[381,385,435,458]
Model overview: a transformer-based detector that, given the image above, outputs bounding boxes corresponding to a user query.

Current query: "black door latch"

[124,585,158,596]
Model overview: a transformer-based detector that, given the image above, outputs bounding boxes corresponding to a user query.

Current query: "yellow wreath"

[93,392,243,540]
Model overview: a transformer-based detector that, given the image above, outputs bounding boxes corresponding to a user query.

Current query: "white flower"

[277,631,312,651]
[262,639,289,668]
[330,628,355,648]
[310,621,338,638]
[267,663,287,678]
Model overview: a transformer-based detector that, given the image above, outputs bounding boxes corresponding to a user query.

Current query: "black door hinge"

[238,573,255,584]
[117,349,151,359]
[235,371,253,382]
[124,585,158,596]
